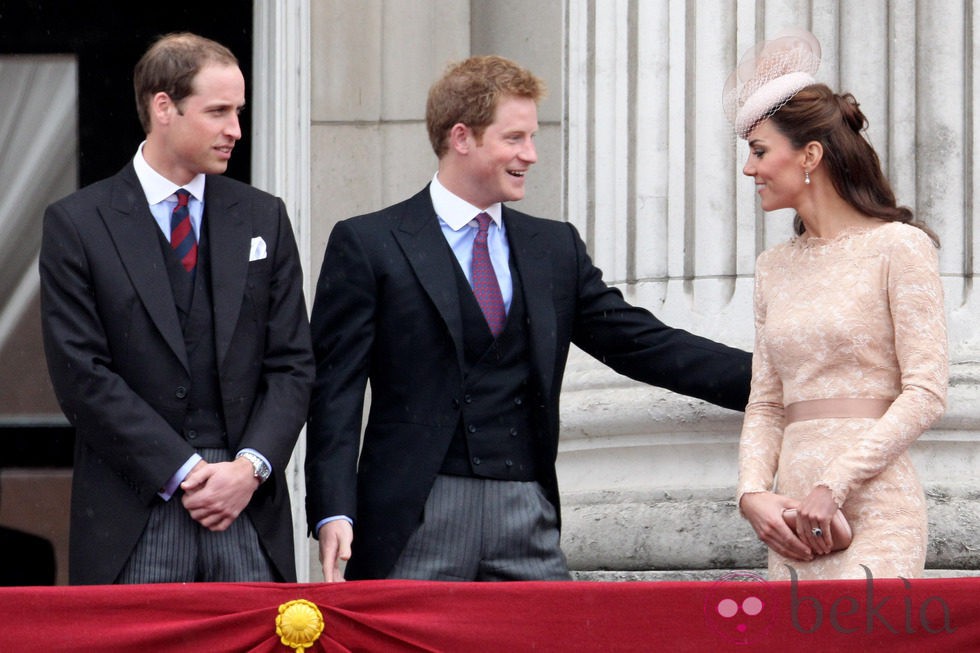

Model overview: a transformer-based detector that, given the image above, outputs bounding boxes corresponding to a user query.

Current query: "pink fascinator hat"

[723,28,822,138]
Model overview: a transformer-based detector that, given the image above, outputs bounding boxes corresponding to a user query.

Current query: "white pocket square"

[249,236,267,261]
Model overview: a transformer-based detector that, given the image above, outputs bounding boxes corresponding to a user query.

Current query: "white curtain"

[0,55,77,351]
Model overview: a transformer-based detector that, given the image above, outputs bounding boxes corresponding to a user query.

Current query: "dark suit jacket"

[306,186,751,580]
[40,163,314,585]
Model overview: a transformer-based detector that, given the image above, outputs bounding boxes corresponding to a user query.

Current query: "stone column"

[560,0,753,578]
[252,0,313,580]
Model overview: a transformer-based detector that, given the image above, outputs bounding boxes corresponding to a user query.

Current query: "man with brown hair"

[40,32,313,584]
[306,55,750,582]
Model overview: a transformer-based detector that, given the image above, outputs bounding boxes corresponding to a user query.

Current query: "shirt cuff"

[315,515,354,538]
[236,448,272,475]
[158,453,203,500]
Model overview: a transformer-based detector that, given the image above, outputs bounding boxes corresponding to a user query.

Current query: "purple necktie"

[170,189,197,273]
[471,212,506,336]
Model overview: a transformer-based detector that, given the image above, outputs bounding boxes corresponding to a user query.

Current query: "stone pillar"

[252,0,313,580]
[560,0,752,578]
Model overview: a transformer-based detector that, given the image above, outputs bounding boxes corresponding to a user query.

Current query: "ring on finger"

[811,526,823,538]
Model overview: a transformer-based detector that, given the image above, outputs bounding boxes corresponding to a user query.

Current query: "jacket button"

[187,429,198,440]
[175,386,188,399]
[464,394,473,404]
[505,459,513,467]
[513,397,523,405]
[510,428,518,437]
[472,457,481,465]
[452,398,460,410]
[468,424,477,433]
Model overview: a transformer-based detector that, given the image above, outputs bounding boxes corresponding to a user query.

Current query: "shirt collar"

[133,141,206,205]
[429,172,502,231]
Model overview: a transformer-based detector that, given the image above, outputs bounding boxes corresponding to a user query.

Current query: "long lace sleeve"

[736,250,785,506]
[817,228,948,505]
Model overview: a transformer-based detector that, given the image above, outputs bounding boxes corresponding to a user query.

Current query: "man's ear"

[150,91,176,127]
[448,122,472,155]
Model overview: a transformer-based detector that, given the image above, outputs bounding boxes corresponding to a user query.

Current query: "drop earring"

[804,169,811,185]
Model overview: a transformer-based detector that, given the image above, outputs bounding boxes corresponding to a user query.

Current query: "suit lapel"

[102,165,188,370]
[392,188,466,369]
[505,209,556,401]
[204,177,249,368]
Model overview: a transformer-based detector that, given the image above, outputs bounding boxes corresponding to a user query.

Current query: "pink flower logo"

[703,571,775,645]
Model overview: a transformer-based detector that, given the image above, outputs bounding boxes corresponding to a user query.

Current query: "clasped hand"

[180,458,259,531]
[739,486,839,560]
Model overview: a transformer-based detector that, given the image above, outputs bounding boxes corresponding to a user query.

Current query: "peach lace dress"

[737,221,948,580]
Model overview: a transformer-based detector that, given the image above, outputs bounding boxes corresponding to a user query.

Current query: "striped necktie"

[170,189,197,273]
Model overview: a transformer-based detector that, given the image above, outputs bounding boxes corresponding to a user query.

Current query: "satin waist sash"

[784,398,892,424]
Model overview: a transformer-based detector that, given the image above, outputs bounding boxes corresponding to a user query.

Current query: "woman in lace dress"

[724,31,948,580]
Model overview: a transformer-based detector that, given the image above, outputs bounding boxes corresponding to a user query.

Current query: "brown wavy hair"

[769,83,939,246]
[134,32,238,133]
[426,55,545,158]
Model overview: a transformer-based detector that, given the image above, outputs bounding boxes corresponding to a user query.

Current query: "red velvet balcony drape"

[1,577,977,651]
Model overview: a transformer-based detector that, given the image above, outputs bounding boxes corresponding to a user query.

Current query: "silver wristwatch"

[237,451,271,483]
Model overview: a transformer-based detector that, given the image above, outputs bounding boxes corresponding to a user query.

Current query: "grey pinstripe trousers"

[388,474,571,581]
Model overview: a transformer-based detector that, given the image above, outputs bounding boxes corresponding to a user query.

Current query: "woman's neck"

[797,191,875,238]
